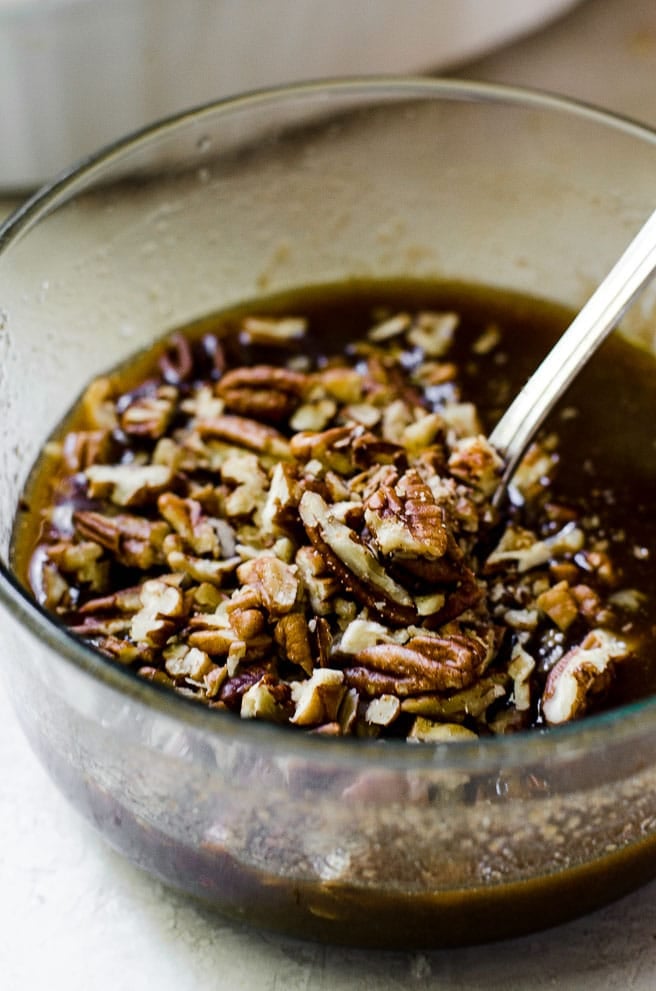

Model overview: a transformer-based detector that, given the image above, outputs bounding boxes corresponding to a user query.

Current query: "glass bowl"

[1,79,656,949]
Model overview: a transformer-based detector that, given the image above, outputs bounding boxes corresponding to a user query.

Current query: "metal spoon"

[490,207,656,506]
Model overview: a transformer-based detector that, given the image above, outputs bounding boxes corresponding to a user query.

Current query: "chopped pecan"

[165,545,239,586]
[295,545,340,615]
[80,376,118,430]
[220,451,268,518]
[163,643,214,681]
[229,607,266,641]
[261,462,301,534]
[74,510,169,569]
[316,366,363,404]
[448,434,504,497]
[197,414,290,459]
[130,579,188,647]
[290,668,346,726]
[240,673,293,721]
[97,635,152,666]
[218,661,273,711]
[289,398,337,432]
[119,385,177,439]
[401,674,508,721]
[275,613,314,675]
[299,490,417,625]
[541,629,630,725]
[239,316,307,345]
[507,643,535,712]
[536,580,579,631]
[408,718,477,742]
[364,468,449,561]
[46,539,108,591]
[158,493,218,556]
[365,694,401,727]
[79,583,140,612]
[85,463,174,508]
[290,425,360,475]
[407,311,458,357]
[236,555,299,616]
[159,332,193,384]
[367,312,411,342]
[310,616,333,668]
[62,429,113,471]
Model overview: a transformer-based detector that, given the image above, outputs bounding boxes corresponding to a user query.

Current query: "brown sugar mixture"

[12,280,656,739]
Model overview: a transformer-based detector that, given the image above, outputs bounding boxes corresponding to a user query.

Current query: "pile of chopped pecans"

[28,307,639,739]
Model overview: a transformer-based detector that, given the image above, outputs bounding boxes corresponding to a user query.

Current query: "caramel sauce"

[9,279,656,945]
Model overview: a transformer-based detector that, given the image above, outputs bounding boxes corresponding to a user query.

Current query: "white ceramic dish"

[0,0,580,189]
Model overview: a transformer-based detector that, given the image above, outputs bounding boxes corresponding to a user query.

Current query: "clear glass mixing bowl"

[1,79,656,948]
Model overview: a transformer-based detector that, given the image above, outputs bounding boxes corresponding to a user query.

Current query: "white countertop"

[3,0,656,987]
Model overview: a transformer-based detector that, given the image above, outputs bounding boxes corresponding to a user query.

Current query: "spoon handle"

[490,207,656,501]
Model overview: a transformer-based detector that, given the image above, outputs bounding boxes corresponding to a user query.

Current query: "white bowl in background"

[0,0,580,189]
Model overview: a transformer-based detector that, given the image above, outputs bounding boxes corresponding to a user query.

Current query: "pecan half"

[342,632,491,696]
[217,365,308,423]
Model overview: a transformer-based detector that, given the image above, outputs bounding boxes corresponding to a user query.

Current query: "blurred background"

[1,0,655,191]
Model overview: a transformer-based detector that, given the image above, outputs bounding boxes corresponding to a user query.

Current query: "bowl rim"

[2,74,656,772]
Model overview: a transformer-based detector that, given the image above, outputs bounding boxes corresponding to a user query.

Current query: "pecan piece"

[298,490,417,625]
[158,493,218,556]
[240,673,293,721]
[310,616,333,668]
[74,510,169,569]
[448,435,504,497]
[290,425,360,475]
[62,429,113,471]
[290,668,346,726]
[275,613,314,675]
[541,629,630,725]
[407,311,458,357]
[197,414,290,459]
[163,643,214,681]
[159,332,193,384]
[130,579,188,647]
[218,661,273,711]
[239,316,307,345]
[85,463,174,508]
[119,385,177,439]
[78,584,142,617]
[295,545,340,616]
[291,424,403,475]
[229,607,266,640]
[46,539,108,591]
[237,555,299,617]
[364,468,449,561]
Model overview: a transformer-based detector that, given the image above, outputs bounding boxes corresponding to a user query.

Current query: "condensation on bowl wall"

[0,0,580,190]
